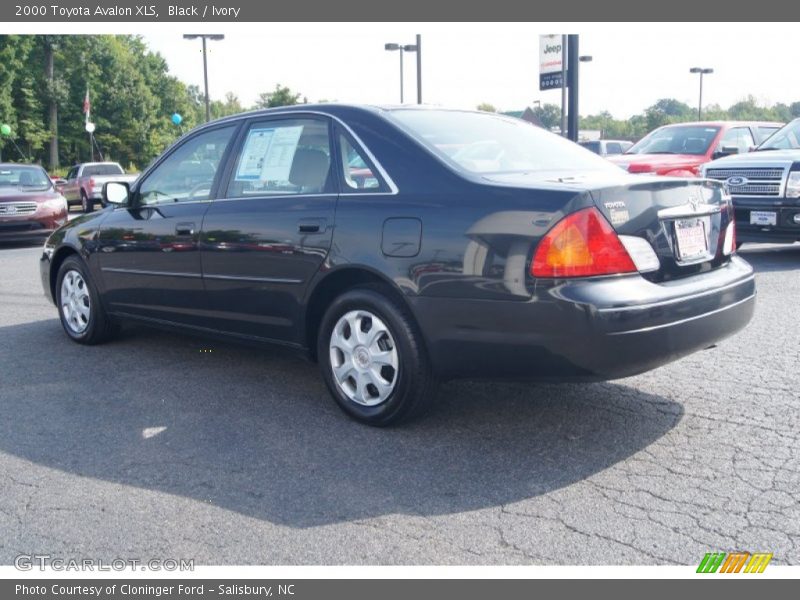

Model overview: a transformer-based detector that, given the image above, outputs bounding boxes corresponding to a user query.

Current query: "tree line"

[0,35,304,173]
[502,97,800,140]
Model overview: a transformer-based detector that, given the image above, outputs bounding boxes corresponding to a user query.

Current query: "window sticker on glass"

[237,128,275,180]
[236,125,304,182]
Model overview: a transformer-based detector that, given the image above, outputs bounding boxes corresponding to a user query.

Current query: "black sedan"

[40,105,755,425]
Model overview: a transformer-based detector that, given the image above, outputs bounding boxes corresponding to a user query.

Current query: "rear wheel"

[81,191,93,213]
[317,286,438,426]
[56,255,118,344]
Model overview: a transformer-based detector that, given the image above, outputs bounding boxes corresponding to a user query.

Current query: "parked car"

[0,163,68,243]
[41,105,755,425]
[579,139,633,157]
[58,162,138,213]
[702,118,800,245]
[610,121,783,177]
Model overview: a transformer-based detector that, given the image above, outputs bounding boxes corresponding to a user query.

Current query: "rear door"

[198,115,338,344]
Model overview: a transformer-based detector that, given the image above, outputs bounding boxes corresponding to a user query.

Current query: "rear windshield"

[389,109,619,175]
[757,120,800,150]
[626,125,720,156]
[83,163,124,176]
[0,165,51,190]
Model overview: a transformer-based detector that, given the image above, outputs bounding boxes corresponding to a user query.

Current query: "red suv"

[610,121,783,177]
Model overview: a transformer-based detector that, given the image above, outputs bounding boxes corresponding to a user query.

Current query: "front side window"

[626,125,721,156]
[138,125,236,205]
[339,134,381,190]
[390,109,619,174]
[718,127,755,154]
[226,118,332,197]
[606,142,623,155]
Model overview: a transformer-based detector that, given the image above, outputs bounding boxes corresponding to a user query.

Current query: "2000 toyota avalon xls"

[40,105,755,425]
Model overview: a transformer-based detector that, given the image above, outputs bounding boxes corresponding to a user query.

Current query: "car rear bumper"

[411,255,755,380]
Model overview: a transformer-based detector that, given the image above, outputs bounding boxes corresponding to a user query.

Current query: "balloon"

[0,124,10,136]
[171,113,183,126]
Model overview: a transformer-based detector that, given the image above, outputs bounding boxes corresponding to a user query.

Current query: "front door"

[199,116,338,344]
[95,124,238,327]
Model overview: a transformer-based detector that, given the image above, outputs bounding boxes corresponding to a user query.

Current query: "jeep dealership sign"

[539,34,564,91]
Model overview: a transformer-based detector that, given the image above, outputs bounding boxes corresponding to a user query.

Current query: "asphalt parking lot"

[0,241,798,565]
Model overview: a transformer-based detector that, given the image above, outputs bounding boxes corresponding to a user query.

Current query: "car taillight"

[723,220,736,255]
[531,207,637,278]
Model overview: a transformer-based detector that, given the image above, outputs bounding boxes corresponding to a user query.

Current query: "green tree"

[476,103,496,112]
[255,84,302,108]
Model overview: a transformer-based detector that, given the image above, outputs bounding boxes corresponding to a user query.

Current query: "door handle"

[175,222,196,236]
[297,218,326,234]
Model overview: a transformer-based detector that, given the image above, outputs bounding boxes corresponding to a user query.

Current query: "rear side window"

[226,118,333,197]
[580,141,601,154]
[605,142,623,155]
[339,134,381,191]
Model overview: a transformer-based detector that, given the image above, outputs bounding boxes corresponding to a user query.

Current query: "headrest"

[289,149,330,189]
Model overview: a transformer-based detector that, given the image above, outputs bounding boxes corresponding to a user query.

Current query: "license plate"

[674,218,708,260]
[750,210,777,226]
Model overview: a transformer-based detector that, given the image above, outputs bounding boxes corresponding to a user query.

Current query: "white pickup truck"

[58,162,139,213]
[702,118,800,246]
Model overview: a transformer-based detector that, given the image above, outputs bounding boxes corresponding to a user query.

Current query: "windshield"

[757,120,800,150]
[0,165,52,190]
[626,125,720,156]
[389,109,620,175]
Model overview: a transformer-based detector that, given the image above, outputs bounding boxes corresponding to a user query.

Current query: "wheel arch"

[303,265,418,361]
[49,245,81,301]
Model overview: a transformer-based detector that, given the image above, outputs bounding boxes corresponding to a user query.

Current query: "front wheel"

[317,287,438,426]
[56,255,118,344]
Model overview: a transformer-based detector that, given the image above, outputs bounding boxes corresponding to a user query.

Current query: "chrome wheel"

[60,269,91,334]
[329,310,399,406]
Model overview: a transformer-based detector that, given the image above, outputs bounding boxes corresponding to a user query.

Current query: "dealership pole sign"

[539,34,564,91]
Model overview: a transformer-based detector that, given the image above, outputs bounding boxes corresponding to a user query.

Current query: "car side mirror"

[54,178,67,186]
[103,181,130,206]
[713,145,740,159]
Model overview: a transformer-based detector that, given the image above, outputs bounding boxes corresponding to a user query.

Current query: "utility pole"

[567,35,579,142]
[560,35,567,137]
[415,34,422,104]
[44,36,59,169]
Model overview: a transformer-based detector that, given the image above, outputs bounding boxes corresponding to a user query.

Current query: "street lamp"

[184,34,225,122]
[384,36,422,104]
[690,67,713,120]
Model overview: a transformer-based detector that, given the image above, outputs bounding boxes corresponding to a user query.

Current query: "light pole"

[385,37,421,104]
[690,67,713,120]
[184,34,225,122]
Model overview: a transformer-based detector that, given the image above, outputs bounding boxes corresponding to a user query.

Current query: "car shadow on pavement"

[0,319,683,528]
[739,243,800,273]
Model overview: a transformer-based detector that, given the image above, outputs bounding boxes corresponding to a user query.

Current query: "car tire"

[56,255,118,345]
[81,191,93,213]
[317,285,438,426]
